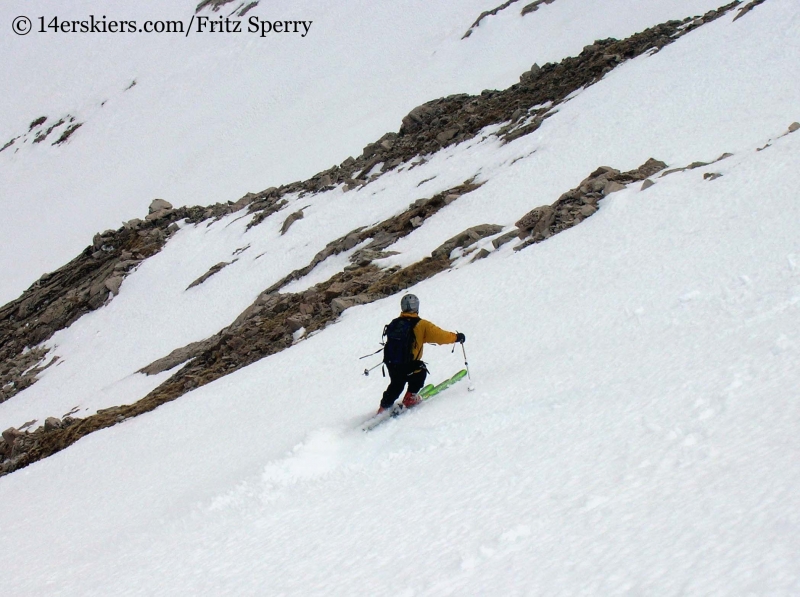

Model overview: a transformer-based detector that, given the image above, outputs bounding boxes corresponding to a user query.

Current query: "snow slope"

[2,0,800,595]
[1,0,727,304]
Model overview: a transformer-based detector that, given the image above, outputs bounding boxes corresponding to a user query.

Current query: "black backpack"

[383,317,420,367]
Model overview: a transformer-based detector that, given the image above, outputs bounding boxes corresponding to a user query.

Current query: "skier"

[378,294,465,414]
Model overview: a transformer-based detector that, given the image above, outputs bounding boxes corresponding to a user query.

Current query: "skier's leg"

[380,365,407,409]
[406,361,428,394]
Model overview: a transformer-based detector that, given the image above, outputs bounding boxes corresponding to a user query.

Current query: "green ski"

[418,369,467,400]
[361,369,468,432]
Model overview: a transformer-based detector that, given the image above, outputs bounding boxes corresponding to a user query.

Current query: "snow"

[2,0,800,595]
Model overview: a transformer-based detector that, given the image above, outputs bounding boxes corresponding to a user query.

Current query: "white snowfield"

[2,0,800,595]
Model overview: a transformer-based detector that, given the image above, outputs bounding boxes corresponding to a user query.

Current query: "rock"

[703,172,723,181]
[317,174,332,189]
[591,177,609,192]
[410,216,424,228]
[631,158,668,179]
[1,428,22,446]
[641,179,656,191]
[436,128,459,145]
[443,193,461,205]
[492,230,519,249]
[44,417,62,431]
[123,218,142,230]
[603,181,626,195]
[579,205,598,217]
[186,261,232,290]
[149,199,172,214]
[280,210,304,235]
[473,248,491,261]
[324,282,347,300]
[286,316,305,332]
[431,224,504,259]
[789,122,800,133]
[515,205,555,237]
[104,276,124,296]
[231,193,255,211]
[145,209,172,222]
[401,103,436,134]
[331,294,374,316]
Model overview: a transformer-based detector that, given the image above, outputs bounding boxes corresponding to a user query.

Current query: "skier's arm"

[419,320,458,345]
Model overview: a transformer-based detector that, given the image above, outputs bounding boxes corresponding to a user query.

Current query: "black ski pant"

[381,360,428,409]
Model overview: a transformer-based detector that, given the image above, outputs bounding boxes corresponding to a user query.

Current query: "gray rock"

[492,230,520,249]
[641,179,656,191]
[1,428,22,446]
[515,205,555,237]
[591,177,609,192]
[231,193,255,211]
[44,417,62,431]
[139,337,218,376]
[145,209,172,222]
[331,294,374,316]
[436,128,460,145]
[402,103,436,133]
[280,210,304,235]
[286,316,305,332]
[324,282,347,300]
[342,233,361,251]
[123,218,143,230]
[603,181,626,195]
[789,122,800,133]
[431,224,504,259]
[186,261,232,290]
[149,199,173,214]
[579,205,598,217]
[104,276,124,296]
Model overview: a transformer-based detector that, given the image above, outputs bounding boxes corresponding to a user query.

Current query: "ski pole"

[363,361,383,376]
[461,342,475,391]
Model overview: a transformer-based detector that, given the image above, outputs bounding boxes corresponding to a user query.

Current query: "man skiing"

[378,294,465,414]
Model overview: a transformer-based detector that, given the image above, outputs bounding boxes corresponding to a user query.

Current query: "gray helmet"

[400,294,419,313]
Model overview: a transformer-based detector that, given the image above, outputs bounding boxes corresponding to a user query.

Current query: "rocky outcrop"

[186,261,235,290]
[0,204,211,405]
[514,158,667,250]
[659,152,733,178]
[462,0,524,39]
[280,209,305,235]
[461,0,557,39]
[520,0,557,17]
[237,1,739,219]
[431,225,504,259]
[733,0,768,21]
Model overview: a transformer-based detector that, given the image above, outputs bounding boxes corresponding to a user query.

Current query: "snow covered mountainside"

[2,0,800,594]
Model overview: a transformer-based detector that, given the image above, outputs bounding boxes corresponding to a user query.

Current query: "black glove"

[455,332,466,344]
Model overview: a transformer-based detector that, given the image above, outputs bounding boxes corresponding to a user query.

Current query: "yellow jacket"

[400,311,458,360]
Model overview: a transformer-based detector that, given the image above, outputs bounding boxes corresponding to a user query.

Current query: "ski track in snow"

[2,0,800,595]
